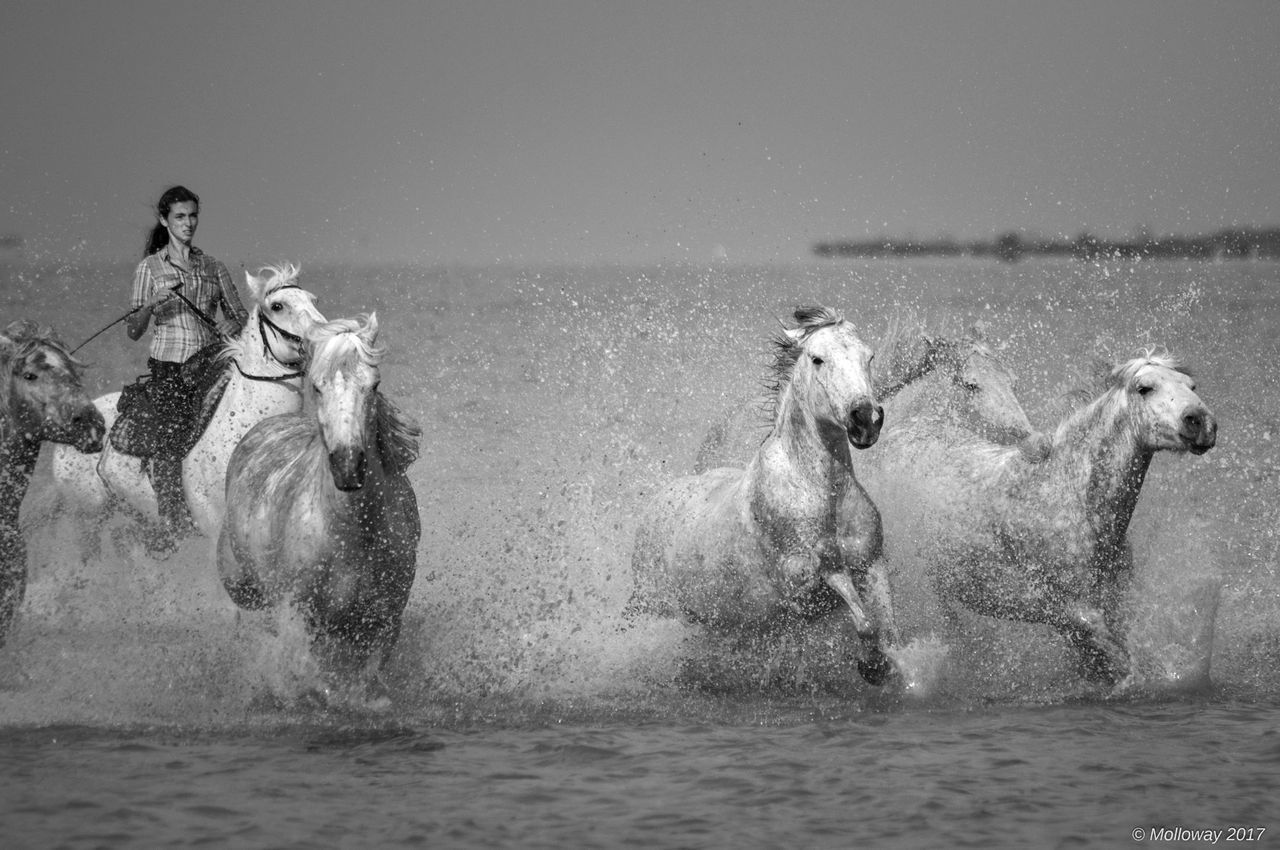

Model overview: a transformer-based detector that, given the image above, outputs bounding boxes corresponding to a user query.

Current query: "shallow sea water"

[2,258,1279,847]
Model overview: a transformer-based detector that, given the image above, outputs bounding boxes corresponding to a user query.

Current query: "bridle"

[240,284,309,384]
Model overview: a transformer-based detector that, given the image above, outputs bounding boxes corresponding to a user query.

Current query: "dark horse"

[0,320,105,644]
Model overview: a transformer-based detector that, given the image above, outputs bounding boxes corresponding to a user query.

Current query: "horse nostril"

[849,401,882,430]
[1183,412,1203,431]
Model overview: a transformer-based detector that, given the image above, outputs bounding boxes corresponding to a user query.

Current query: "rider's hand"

[147,286,178,310]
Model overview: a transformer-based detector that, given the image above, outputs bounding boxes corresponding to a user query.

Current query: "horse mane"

[308,315,386,376]
[0,320,85,423]
[872,312,1004,400]
[1107,348,1190,387]
[257,262,301,288]
[765,305,847,402]
[308,315,421,475]
[375,392,421,475]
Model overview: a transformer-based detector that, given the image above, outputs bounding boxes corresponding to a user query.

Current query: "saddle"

[109,344,231,458]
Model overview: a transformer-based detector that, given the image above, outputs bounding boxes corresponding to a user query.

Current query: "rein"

[240,281,308,381]
[169,286,224,336]
[235,286,309,385]
[257,284,306,358]
[234,359,304,385]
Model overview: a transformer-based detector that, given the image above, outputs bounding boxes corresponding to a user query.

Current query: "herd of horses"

[0,269,1218,699]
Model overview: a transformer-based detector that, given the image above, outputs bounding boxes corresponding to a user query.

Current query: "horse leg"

[216,524,266,610]
[825,570,895,685]
[0,525,26,646]
[1060,603,1130,686]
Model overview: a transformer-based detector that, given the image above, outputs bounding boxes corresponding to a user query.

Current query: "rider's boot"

[148,455,194,557]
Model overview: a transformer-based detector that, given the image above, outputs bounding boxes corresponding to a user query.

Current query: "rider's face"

[161,201,199,247]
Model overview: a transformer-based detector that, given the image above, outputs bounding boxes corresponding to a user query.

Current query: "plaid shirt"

[130,245,249,363]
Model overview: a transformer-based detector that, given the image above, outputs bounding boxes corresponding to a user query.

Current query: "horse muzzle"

[1180,408,1217,455]
[327,446,368,491]
[846,400,884,450]
[53,402,106,453]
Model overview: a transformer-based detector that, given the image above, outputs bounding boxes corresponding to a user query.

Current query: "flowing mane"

[308,317,421,475]
[1108,349,1190,386]
[375,393,421,476]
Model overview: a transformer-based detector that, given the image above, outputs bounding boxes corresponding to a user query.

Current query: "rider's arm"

[125,260,177,340]
[126,261,155,340]
[214,261,248,330]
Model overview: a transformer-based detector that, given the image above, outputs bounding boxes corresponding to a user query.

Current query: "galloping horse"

[631,306,899,685]
[879,351,1217,686]
[49,264,325,553]
[694,318,1044,474]
[218,315,421,679]
[0,320,104,644]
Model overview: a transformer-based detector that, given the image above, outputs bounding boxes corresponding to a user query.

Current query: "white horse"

[878,351,1217,687]
[631,306,900,685]
[49,264,326,554]
[218,314,421,679]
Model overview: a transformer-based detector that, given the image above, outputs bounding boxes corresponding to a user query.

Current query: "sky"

[2,1,1278,266]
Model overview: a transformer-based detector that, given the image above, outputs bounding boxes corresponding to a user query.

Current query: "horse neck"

[0,424,40,528]
[223,308,304,405]
[764,383,856,491]
[1051,392,1153,545]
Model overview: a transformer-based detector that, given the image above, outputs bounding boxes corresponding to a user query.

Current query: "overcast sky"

[2,1,1277,266]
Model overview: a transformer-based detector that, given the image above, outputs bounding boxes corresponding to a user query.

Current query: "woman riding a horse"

[122,185,247,550]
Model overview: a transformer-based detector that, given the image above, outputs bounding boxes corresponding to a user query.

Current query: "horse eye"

[270,302,284,312]
[23,372,38,382]
[811,356,824,366]
[1136,384,1153,396]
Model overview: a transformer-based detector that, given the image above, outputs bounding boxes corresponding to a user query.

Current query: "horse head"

[242,263,327,369]
[0,320,104,453]
[775,306,883,450]
[945,332,1040,446]
[1113,353,1217,455]
[305,313,384,491]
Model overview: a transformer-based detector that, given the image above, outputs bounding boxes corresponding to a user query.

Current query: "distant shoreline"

[813,228,1280,262]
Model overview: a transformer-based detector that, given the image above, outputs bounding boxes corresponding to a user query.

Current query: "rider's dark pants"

[146,358,194,531]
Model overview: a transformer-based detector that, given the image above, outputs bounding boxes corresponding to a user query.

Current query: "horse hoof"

[858,654,894,686]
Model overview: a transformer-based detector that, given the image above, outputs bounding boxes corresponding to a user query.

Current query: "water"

[2,258,1279,846]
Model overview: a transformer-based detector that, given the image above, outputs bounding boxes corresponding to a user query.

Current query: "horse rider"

[125,185,247,551]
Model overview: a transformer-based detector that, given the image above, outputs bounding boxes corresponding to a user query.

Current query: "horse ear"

[0,320,26,359]
[363,312,379,342]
